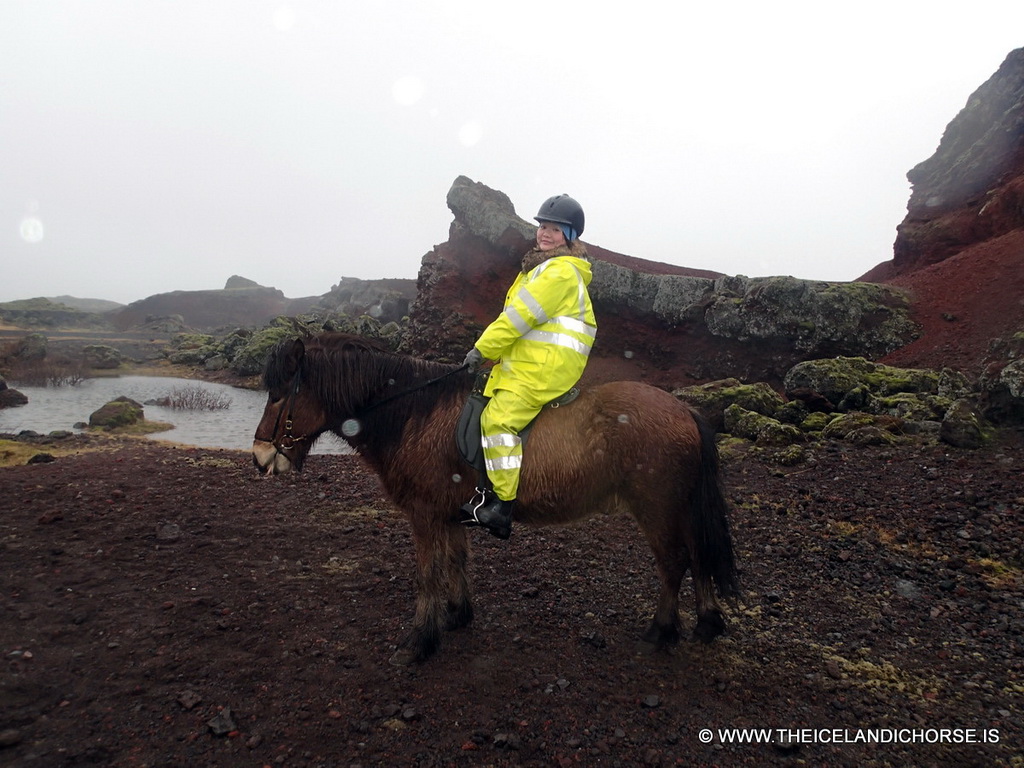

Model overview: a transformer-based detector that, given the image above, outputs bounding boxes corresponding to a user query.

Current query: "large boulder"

[82,344,125,369]
[89,397,144,429]
[782,357,967,407]
[674,379,786,433]
[404,177,919,389]
[12,333,48,361]
[0,377,28,408]
[980,358,1024,424]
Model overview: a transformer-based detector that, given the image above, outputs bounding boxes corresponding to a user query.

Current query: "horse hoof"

[389,647,422,666]
[634,638,660,656]
[693,613,726,644]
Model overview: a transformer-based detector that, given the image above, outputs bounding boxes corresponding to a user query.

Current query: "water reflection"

[0,376,349,454]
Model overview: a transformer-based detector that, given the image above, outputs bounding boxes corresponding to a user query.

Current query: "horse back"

[517,380,704,517]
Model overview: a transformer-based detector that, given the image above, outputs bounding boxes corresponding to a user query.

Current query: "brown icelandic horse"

[252,332,739,665]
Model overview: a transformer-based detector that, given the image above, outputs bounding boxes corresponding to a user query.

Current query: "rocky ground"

[1,427,1021,768]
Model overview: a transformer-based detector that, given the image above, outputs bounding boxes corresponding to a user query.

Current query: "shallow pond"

[0,376,349,454]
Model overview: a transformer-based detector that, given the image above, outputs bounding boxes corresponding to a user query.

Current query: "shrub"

[162,385,232,411]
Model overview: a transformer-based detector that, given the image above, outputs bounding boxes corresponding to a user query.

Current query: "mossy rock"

[168,346,218,365]
[820,412,904,441]
[800,411,834,432]
[82,344,125,370]
[723,404,803,446]
[229,321,301,376]
[871,392,952,421]
[675,379,786,432]
[714,435,753,462]
[768,444,807,466]
[785,357,943,408]
[940,399,987,449]
[0,387,29,408]
[13,333,48,361]
[774,400,809,425]
[89,397,144,429]
[171,333,217,349]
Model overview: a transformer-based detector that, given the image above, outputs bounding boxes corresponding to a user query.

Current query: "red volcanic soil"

[1,432,1022,767]
[869,230,1024,375]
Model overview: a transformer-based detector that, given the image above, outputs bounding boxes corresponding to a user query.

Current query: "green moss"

[724,404,803,446]
[800,412,834,432]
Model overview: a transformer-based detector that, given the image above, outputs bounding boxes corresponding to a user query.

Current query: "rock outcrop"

[885,47,1024,276]
[405,177,919,389]
[860,48,1024,376]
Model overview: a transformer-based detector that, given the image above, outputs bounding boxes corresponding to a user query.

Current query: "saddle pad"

[455,386,581,473]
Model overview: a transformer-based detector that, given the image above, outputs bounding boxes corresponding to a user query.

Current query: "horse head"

[252,337,328,475]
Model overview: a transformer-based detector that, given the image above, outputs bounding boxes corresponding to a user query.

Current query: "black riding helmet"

[534,194,585,240]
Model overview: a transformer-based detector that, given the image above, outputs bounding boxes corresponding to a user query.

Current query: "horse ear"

[285,338,306,378]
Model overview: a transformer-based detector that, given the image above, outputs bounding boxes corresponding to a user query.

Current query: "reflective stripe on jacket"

[476,252,596,404]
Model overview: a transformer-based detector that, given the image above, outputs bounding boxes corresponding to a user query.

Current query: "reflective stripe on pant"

[479,387,543,501]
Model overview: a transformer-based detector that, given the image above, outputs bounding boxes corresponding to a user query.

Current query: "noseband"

[260,368,309,454]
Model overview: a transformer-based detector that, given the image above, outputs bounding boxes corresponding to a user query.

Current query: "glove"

[463,347,484,373]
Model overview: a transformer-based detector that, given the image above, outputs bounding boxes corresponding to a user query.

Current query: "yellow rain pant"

[479,388,541,501]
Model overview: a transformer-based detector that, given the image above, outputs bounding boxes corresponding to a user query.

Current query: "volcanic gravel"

[1,429,1022,767]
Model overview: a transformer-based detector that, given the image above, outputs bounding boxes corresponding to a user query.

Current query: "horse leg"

[637,539,689,653]
[390,511,453,666]
[443,524,474,631]
[689,558,727,644]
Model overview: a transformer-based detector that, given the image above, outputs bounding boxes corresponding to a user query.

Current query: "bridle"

[259,367,309,454]
[259,358,471,455]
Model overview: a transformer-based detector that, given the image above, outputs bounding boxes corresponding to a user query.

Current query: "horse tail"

[689,410,740,599]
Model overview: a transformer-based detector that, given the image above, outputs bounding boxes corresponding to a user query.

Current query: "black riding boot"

[461,493,515,540]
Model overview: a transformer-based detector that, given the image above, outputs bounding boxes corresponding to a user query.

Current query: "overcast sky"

[2,2,1022,305]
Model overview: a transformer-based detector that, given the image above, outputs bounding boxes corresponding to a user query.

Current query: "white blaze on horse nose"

[252,440,275,468]
[341,418,362,437]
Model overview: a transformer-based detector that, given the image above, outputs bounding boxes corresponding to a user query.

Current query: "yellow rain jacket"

[474,242,597,500]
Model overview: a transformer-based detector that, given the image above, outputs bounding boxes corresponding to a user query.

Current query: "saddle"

[455,371,580,479]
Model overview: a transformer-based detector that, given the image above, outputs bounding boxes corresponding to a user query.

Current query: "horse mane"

[267,332,468,427]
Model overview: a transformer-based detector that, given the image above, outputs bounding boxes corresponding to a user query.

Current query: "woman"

[461,194,597,539]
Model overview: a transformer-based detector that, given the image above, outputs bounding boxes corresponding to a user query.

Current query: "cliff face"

[886,48,1024,275]
[861,48,1024,375]
[405,177,918,389]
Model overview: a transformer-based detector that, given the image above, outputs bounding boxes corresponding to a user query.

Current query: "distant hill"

[109,275,415,332]
[47,295,124,312]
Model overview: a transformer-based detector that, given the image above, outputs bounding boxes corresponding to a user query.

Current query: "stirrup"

[459,487,491,526]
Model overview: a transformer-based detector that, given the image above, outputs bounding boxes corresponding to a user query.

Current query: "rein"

[356,362,470,416]
[268,360,470,452]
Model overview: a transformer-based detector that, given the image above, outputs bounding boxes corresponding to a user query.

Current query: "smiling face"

[536,221,567,251]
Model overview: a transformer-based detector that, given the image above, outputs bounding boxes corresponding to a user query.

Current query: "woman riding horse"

[252,333,739,665]
[461,194,596,540]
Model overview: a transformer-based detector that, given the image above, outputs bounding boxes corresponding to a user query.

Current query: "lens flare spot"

[452,473,463,484]
[341,418,362,437]
[392,76,424,106]
[20,217,44,244]
[623,350,634,359]
[458,120,483,147]
[617,414,630,424]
